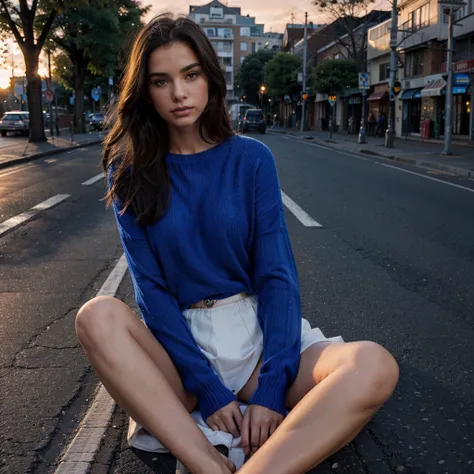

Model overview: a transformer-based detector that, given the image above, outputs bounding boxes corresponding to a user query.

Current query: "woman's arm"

[247,143,302,416]
[108,168,236,421]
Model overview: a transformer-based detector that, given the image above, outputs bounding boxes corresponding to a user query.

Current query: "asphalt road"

[0,134,473,474]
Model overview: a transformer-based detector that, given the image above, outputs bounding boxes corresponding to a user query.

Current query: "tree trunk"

[72,55,87,134]
[24,50,46,142]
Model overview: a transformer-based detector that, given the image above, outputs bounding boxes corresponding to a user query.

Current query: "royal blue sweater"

[109,135,302,421]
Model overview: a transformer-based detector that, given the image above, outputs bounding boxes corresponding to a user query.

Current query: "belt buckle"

[204,299,215,308]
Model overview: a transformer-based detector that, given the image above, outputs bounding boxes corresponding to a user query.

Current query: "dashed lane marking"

[0,194,70,237]
[281,191,323,228]
[82,173,104,186]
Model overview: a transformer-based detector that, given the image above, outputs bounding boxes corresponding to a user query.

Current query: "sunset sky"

[0,0,389,91]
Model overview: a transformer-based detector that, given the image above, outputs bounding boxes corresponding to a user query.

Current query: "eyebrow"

[148,62,201,79]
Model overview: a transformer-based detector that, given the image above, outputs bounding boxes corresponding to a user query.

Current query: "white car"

[0,111,30,136]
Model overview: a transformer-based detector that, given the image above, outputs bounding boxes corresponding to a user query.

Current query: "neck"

[168,123,212,155]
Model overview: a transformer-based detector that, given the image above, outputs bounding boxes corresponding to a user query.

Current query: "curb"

[268,131,473,178]
[0,138,103,171]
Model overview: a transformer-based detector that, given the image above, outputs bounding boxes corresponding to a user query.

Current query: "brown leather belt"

[189,292,249,309]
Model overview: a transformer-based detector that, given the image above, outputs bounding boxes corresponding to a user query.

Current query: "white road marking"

[82,173,104,186]
[290,135,369,158]
[45,158,57,164]
[0,163,33,178]
[281,191,323,227]
[0,194,70,237]
[380,163,474,193]
[54,255,129,474]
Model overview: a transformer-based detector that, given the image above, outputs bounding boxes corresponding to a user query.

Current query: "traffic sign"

[393,80,402,95]
[91,88,101,102]
[358,72,370,90]
[44,89,54,103]
[328,95,336,106]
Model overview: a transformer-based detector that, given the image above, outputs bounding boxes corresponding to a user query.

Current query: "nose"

[172,79,187,103]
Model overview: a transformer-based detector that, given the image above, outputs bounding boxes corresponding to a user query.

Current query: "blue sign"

[359,72,370,90]
[454,73,470,86]
[453,86,467,94]
[91,87,101,102]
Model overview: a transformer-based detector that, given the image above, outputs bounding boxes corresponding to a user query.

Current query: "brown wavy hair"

[102,14,233,226]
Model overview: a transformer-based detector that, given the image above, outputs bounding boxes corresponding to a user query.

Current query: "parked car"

[229,103,253,130]
[241,109,266,134]
[0,111,30,136]
[89,113,105,131]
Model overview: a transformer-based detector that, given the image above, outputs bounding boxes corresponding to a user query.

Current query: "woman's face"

[147,41,209,129]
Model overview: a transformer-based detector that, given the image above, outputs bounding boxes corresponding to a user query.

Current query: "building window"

[222,56,232,66]
[217,28,232,38]
[405,50,424,77]
[205,28,216,37]
[408,3,430,31]
[240,27,250,37]
[240,56,246,65]
[251,42,257,53]
[379,63,390,81]
[212,41,232,53]
[225,71,233,85]
[240,42,248,52]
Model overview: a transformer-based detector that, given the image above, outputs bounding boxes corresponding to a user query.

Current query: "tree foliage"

[264,53,301,98]
[313,0,376,68]
[311,59,359,94]
[50,0,147,131]
[238,49,275,103]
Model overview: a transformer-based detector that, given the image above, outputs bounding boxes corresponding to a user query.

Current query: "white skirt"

[127,293,344,459]
[183,293,344,396]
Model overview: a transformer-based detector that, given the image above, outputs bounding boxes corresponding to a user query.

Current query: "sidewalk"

[0,130,105,170]
[270,128,474,178]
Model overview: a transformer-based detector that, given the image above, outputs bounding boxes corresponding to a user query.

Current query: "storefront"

[420,76,446,139]
[343,88,362,133]
[400,88,422,136]
[453,73,471,136]
[366,85,389,135]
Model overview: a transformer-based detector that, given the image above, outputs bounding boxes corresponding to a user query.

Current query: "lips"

[171,106,194,113]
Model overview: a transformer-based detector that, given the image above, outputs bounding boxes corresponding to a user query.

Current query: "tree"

[237,49,275,104]
[313,0,376,68]
[264,53,301,98]
[311,59,358,94]
[0,0,82,142]
[50,0,147,132]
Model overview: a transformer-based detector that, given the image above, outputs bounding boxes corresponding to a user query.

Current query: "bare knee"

[75,295,127,349]
[349,341,399,408]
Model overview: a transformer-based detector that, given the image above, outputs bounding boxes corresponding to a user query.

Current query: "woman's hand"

[240,404,284,456]
[206,401,243,438]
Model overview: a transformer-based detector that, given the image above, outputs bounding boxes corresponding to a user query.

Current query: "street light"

[440,0,466,155]
[260,85,266,110]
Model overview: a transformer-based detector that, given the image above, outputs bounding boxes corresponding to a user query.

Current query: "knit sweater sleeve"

[247,144,302,415]
[107,168,236,421]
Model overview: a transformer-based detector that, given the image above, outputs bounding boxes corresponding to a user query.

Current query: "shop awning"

[421,78,447,97]
[367,90,388,101]
[400,88,423,100]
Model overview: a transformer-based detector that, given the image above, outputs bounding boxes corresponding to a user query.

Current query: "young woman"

[75,14,399,474]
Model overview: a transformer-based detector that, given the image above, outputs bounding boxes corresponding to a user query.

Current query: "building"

[189,0,266,102]
[283,23,320,53]
[396,0,474,140]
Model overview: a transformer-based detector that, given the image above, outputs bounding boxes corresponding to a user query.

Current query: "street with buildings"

[1,0,474,473]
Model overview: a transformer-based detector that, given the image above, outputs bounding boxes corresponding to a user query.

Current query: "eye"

[153,79,167,87]
[186,71,199,80]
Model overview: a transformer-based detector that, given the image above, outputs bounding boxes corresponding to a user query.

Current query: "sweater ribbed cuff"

[248,372,288,416]
[196,380,237,422]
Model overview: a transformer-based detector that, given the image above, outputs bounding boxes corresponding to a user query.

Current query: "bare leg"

[237,341,399,474]
[76,296,234,474]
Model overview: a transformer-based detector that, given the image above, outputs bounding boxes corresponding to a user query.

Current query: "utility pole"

[358,6,369,144]
[47,49,54,138]
[385,0,398,148]
[441,0,465,153]
[300,11,308,133]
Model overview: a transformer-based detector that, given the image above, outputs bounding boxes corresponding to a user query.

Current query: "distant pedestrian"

[348,116,354,134]
[75,13,398,474]
[376,112,385,138]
